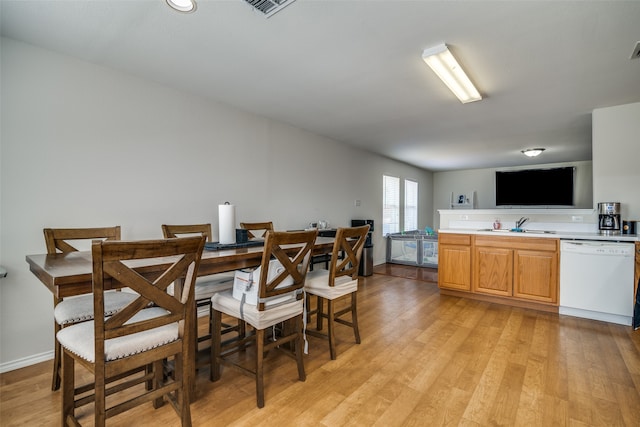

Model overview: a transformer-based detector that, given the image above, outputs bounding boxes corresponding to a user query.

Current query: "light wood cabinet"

[438,233,559,308]
[438,234,471,291]
[474,246,512,296]
[474,235,558,304]
[513,249,558,303]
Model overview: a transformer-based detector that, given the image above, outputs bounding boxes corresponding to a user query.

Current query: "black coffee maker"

[598,202,621,234]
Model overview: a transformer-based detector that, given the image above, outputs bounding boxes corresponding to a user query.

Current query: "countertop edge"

[438,229,640,242]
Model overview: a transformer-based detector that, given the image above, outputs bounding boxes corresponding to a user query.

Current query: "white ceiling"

[2,0,639,171]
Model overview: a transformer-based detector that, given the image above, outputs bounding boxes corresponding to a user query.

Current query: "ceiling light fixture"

[521,148,546,157]
[422,44,482,104]
[166,0,197,13]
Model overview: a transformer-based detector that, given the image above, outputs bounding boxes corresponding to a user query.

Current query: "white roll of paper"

[218,203,236,244]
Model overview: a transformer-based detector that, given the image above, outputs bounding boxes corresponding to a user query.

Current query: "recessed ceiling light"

[166,0,197,13]
[521,148,545,157]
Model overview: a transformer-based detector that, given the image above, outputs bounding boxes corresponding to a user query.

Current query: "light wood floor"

[2,265,639,426]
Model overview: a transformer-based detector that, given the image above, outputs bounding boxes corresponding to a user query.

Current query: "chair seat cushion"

[304,270,358,300]
[57,307,178,363]
[211,290,303,330]
[54,291,138,326]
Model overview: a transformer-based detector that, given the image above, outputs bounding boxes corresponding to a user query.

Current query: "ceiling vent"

[242,0,297,18]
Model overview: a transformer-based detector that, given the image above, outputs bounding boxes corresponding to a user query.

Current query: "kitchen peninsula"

[437,224,640,325]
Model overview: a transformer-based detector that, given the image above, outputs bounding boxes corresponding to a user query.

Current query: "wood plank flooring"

[1,265,639,426]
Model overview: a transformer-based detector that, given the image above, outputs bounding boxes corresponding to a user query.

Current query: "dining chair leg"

[295,315,306,381]
[52,295,63,391]
[210,308,222,382]
[316,296,324,331]
[94,362,106,427]
[327,299,337,360]
[175,353,192,427]
[61,350,74,426]
[146,363,154,391]
[239,319,246,340]
[152,360,164,409]
[193,303,199,363]
[305,293,311,324]
[52,320,62,391]
[351,292,361,344]
[256,328,265,408]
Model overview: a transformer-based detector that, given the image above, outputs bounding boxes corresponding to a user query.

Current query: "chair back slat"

[240,221,274,239]
[44,226,121,254]
[329,225,370,284]
[92,236,205,363]
[162,224,212,242]
[257,230,317,310]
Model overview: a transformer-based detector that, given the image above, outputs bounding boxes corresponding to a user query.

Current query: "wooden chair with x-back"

[304,225,369,360]
[209,229,317,408]
[44,226,137,392]
[161,224,238,366]
[57,236,205,426]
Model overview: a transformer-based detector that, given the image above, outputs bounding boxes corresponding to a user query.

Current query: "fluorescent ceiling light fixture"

[166,0,197,13]
[422,44,482,104]
[521,148,546,157]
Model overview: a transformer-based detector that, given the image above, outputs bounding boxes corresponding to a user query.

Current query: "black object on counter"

[622,220,636,235]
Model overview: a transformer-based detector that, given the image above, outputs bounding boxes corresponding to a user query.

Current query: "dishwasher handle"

[561,240,635,256]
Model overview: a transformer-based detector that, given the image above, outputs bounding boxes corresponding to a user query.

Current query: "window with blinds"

[404,179,418,231]
[383,175,400,235]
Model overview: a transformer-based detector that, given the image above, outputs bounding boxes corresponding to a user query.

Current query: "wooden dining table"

[26,236,336,299]
[25,235,336,395]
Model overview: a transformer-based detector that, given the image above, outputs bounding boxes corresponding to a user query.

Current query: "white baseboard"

[559,306,632,326]
[0,350,53,374]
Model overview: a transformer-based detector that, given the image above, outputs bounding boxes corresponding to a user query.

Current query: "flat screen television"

[495,167,575,207]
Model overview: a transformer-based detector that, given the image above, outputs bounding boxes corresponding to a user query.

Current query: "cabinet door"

[439,245,471,291]
[474,246,513,296]
[513,249,558,304]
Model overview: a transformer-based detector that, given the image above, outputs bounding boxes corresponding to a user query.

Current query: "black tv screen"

[495,167,575,206]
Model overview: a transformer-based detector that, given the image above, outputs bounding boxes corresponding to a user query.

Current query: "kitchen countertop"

[439,228,640,243]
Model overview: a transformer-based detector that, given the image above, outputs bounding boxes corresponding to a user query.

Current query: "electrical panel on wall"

[450,191,475,209]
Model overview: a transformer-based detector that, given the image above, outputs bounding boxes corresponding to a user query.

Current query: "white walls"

[593,102,640,220]
[433,161,593,228]
[0,38,433,369]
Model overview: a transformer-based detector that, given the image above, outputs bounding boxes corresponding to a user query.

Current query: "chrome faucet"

[516,217,529,229]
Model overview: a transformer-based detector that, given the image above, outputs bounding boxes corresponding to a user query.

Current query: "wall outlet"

[571,216,583,222]
[460,215,469,220]
[354,199,361,207]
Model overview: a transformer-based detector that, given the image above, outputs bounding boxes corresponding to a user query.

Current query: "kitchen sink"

[477,229,556,234]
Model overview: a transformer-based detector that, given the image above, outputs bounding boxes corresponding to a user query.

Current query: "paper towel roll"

[218,203,236,244]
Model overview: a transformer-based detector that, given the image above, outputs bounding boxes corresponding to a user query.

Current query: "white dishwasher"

[560,240,635,326]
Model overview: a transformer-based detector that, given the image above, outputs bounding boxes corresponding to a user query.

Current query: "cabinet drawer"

[474,235,557,252]
[439,233,471,246]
